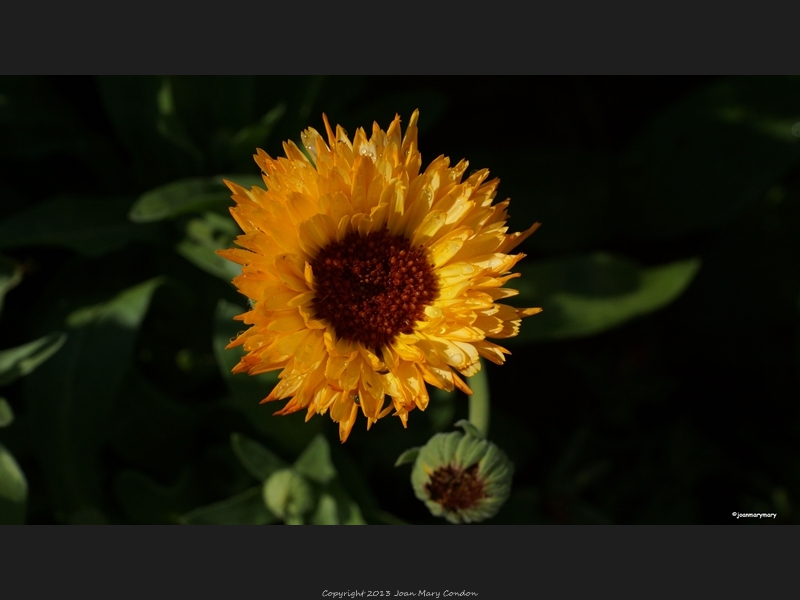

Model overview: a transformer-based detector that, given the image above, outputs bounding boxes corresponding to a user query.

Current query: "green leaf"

[129,175,264,223]
[177,212,242,280]
[293,435,337,485]
[178,241,241,281]
[0,255,22,314]
[213,299,321,455]
[0,196,161,256]
[231,432,287,482]
[311,492,339,525]
[310,482,367,525]
[0,442,26,524]
[510,254,701,342]
[621,76,800,238]
[24,278,163,522]
[180,486,277,525]
[0,398,12,427]
[265,435,369,525]
[394,447,421,467]
[0,332,67,387]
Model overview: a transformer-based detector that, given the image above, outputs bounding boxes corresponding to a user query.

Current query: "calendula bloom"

[218,110,540,442]
[411,421,514,524]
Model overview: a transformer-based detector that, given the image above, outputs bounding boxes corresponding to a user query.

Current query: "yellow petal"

[410,210,447,247]
[427,227,472,267]
[267,311,306,333]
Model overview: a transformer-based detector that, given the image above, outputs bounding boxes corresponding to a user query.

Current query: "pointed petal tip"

[454,375,473,396]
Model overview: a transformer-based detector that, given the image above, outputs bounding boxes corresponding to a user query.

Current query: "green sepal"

[394,447,421,467]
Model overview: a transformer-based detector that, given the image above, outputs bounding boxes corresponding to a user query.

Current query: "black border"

[2,525,795,596]
[3,3,800,74]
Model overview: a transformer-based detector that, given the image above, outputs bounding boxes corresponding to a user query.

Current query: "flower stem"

[468,359,490,437]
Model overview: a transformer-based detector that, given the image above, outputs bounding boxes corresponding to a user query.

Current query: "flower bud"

[263,468,314,521]
[411,421,513,524]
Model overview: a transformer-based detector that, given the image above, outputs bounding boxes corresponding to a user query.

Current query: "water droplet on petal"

[420,187,433,205]
[446,350,464,365]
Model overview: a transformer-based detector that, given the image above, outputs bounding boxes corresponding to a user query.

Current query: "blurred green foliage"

[0,76,798,524]
[510,255,701,342]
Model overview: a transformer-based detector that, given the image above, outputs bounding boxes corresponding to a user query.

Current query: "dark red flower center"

[425,463,486,511]
[310,229,439,349]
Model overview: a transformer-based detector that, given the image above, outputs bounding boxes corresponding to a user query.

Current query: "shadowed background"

[0,76,798,524]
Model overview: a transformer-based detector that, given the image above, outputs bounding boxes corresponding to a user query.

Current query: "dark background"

[0,76,798,525]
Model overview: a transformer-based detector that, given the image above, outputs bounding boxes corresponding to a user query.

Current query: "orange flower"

[218,110,540,442]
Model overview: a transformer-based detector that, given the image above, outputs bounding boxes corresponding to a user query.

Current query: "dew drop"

[446,350,464,365]
[358,143,377,161]
[487,256,504,269]
[420,187,433,205]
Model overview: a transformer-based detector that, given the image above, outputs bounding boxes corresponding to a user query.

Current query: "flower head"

[411,421,514,523]
[218,110,540,442]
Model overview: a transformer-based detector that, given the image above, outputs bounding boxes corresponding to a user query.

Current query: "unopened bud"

[410,421,513,524]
